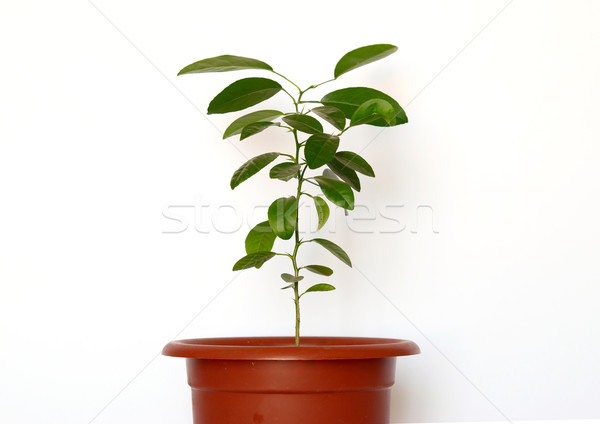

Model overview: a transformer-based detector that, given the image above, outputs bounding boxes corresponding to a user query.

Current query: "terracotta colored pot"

[163,336,419,424]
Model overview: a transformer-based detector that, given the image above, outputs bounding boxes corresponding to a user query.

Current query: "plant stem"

[293,282,301,344]
[282,78,316,346]
[291,127,302,346]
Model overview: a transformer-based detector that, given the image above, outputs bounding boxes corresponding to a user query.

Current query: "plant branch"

[280,87,298,106]
[272,70,302,94]
[279,153,295,160]
[302,78,335,94]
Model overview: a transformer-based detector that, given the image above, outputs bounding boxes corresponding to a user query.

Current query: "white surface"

[1,0,599,423]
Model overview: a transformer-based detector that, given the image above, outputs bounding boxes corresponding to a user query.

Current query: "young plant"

[179,44,407,346]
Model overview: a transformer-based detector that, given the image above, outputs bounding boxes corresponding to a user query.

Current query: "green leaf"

[303,283,336,294]
[282,114,323,134]
[313,196,330,230]
[322,169,339,180]
[321,87,407,127]
[178,55,273,75]
[334,151,375,177]
[232,251,276,271]
[230,152,279,189]
[281,273,304,283]
[327,158,361,191]
[350,98,396,127]
[268,196,298,240]
[334,44,398,79]
[281,284,294,290]
[313,176,354,210]
[240,121,279,140]
[310,238,352,267]
[270,162,301,181]
[311,106,346,131]
[304,133,339,169]
[245,221,276,254]
[208,78,282,114]
[303,264,334,276]
[223,110,283,139]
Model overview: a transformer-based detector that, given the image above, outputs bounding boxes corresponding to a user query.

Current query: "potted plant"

[163,44,420,424]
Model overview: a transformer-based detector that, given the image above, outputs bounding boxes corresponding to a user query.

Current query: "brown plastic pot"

[163,336,419,424]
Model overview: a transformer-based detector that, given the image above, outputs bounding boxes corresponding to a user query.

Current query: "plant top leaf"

[334,44,398,79]
[310,238,352,267]
[350,98,396,127]
[303,283,336,295]
[268,196,298,240]
[282,114,324,134]
[232,251,276,271]
[208,78,282,114]
[322,168,339,180]
[311,106,346,131]
[303,265,334,276]
[327,158,361,192]
[178,55,273,75]
[334,151,375,177]
[304,133,339,169]
[245,221,276,255]
[313,196,330,230]
[281,273,304,283]
[313,176,355,210]
[270,162,302,181]
[230,152,280,189]
[321,87,407,127]
[240,121,279,140]
[223,110,283,139]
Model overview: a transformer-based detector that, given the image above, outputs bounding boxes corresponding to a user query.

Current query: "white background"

[1,0,599,423]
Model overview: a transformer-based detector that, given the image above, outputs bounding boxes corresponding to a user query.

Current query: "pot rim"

[162,336,420,360]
